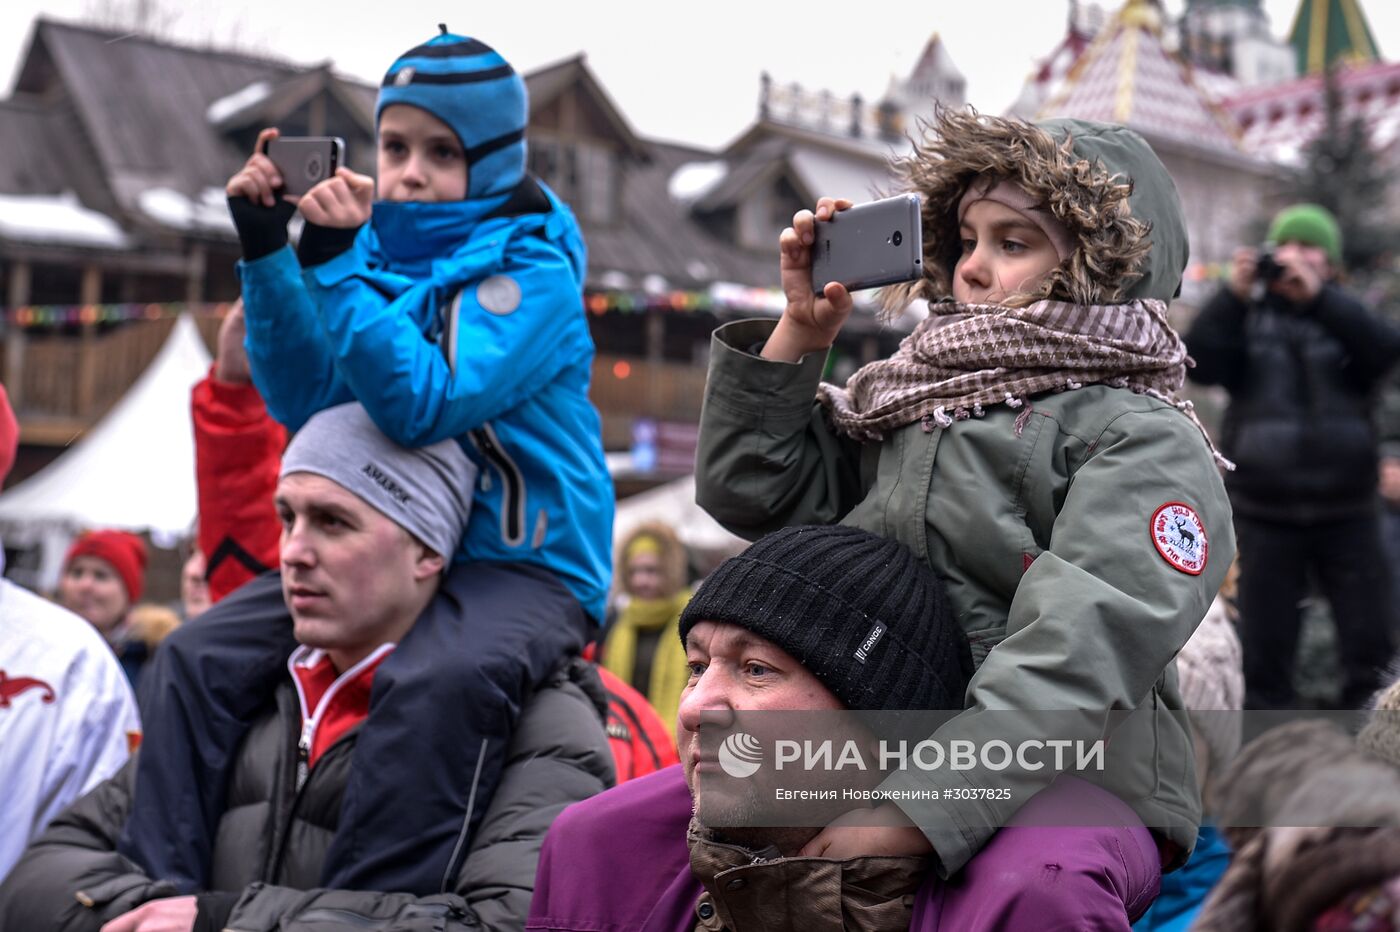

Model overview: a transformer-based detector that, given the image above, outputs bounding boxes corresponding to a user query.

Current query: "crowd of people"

[3,23,1400,932]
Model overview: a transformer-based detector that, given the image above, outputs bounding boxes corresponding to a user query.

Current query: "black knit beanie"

[679,525,971,711]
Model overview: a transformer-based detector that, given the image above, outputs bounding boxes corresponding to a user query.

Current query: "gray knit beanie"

[679,525,972,711]
[280,402,476,558]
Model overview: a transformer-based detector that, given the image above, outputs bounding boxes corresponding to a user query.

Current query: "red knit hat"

[0,384,17,483]
[64,530,148,603]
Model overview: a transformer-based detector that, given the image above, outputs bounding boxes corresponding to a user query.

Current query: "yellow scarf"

[601,589,692,736]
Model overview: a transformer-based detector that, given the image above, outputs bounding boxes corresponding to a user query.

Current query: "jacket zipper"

[470,425,527,546]
[289,645,394,789]
[269,724,363,882]
[269,647,392,879]
[296,720,312,792]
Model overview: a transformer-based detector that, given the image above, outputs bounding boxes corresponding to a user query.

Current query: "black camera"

[1255,249,1285,283]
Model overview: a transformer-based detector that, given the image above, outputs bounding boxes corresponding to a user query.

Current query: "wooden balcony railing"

[3,324,705,449]
[3,316,220,443]
[590,354,708,450]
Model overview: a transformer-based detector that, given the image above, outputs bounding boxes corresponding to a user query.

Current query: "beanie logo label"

[854,623,887,663]
[392,67,416,87]
[1151,502,1208,576]
[363,462,412,506]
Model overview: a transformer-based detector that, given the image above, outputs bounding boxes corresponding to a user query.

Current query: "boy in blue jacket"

[120,29,614,897]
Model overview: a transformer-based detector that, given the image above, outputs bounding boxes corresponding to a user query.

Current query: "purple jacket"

[528,765,1160,932]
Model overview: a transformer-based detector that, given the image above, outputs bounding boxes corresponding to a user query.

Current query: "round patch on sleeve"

[1151,502,1209,575]
[477,275,522,316]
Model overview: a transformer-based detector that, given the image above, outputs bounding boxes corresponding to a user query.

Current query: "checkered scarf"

[818,298,1231,468]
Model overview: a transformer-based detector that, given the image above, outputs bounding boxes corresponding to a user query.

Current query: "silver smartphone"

[263,136,346,197]
[810,194,923,293]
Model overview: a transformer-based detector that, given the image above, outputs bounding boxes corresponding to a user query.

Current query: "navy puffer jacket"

[0,658,612,932]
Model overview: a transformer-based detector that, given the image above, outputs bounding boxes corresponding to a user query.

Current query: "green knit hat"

[1267,203,1342,264]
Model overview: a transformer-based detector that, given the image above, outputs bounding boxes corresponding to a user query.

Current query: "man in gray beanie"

[275,400,478,660]
[275,402,475,660]
[0,403,613,932]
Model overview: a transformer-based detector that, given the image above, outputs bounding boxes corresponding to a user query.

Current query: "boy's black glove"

[194,891,239,932]
[297,221,362,268]
[227,196,297,263]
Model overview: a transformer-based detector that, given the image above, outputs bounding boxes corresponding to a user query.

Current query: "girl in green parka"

[694,109,1236,923]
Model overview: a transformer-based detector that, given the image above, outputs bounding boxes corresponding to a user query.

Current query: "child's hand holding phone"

[297,169,375,229]
[764,196,857,363]
[226,128,287,208]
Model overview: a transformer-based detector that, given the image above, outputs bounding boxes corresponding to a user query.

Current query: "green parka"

[695,118,1235,877]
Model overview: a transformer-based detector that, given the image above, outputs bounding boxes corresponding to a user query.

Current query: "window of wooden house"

[737,189,772,250]
[770,176,804,233]
[578,143,617,225]
[528,140,560,189]
[28,262,81,305]
[528,136,618,226]
[739,174,804,251]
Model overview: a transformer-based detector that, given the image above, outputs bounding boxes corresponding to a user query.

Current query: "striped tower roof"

[1287,0,1381,76]
[1038,0,1243,155]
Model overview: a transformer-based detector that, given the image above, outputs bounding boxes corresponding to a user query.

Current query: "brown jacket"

[687,822,927,932]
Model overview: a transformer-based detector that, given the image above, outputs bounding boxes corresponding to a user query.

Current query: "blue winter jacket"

[238,177,613,620]
[1132,822,1231,931]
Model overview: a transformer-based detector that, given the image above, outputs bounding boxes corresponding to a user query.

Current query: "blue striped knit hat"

[377,27,527,199]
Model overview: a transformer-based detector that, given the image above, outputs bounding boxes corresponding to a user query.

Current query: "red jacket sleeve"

[192,368,287,602]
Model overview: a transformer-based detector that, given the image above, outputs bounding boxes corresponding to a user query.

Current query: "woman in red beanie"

[57,530,149,687]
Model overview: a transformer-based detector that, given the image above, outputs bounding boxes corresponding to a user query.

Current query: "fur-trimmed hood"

[883,110,1189,311]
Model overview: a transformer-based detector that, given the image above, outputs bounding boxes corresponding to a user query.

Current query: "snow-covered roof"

[668,161,728,203]
[205,79,272,125]
[0,191,130,249]
[138,186,236,234]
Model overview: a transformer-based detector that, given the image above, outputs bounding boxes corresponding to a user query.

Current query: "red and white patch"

[1151,502,1208,576]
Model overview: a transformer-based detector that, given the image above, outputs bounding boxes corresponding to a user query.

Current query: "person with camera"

[694,110,1235,919]
[1185,203,1400,709]
[115,28,616,902]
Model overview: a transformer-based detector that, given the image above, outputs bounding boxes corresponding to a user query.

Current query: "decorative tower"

[877,34,966,138]
[1287,0,1381,75]
[1179,0,1296,85]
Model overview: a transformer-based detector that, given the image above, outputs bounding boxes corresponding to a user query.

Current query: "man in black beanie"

[528,525,974,932]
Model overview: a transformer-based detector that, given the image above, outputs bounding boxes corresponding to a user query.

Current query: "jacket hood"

[884,110,1189,311]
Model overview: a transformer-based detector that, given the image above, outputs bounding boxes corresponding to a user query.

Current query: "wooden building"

[0,18,915,495]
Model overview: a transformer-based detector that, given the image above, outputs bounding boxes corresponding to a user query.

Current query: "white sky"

[1,0,1397,150]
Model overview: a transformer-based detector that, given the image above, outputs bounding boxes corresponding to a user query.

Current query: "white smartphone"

[263,136,346,197]
[810,194,923,293]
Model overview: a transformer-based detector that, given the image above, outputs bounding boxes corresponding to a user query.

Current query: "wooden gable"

[524,56,650,228]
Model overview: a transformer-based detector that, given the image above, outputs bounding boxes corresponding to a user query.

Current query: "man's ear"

[413,545,446,582]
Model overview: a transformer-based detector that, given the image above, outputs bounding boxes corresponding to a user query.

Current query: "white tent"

[612,474,747,557]
[0,314,211,589]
